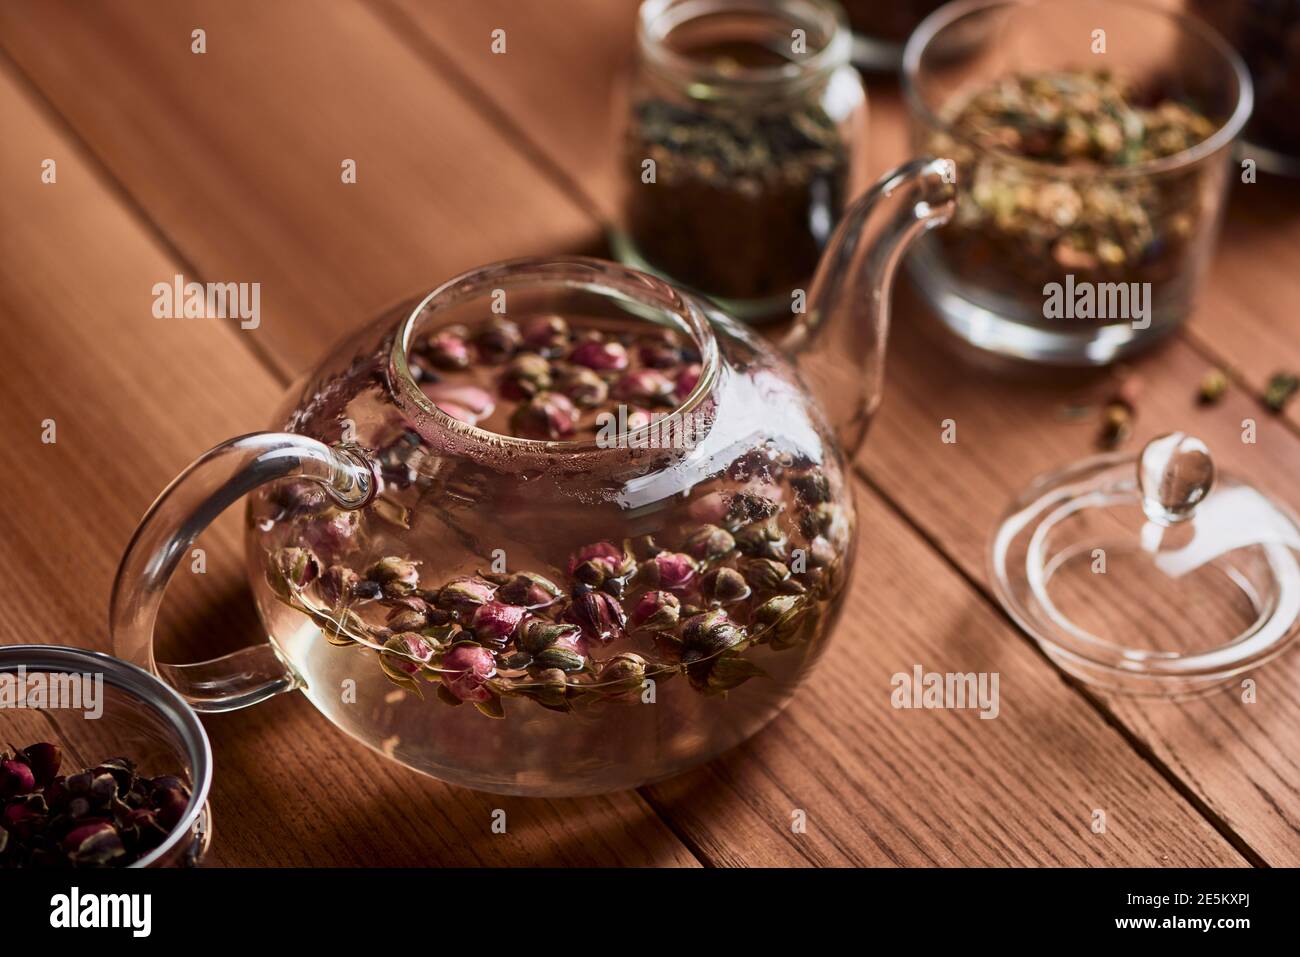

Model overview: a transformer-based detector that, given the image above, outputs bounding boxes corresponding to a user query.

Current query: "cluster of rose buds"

[408,314,703,441]
[1,743,193,869]
[265,437,849,717]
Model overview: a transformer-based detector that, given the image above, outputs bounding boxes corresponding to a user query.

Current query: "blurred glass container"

[1189,0,1300,175]
[613,0,869,322]
[0,645,212,867]
[839,0,947,71]
[902,0,1252,365]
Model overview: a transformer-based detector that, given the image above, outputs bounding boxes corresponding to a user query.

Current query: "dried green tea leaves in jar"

[624,95,849,306]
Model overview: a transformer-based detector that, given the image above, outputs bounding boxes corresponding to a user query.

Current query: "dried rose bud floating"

[0,743,194,869]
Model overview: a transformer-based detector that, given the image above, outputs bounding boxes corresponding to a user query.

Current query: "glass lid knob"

[1137,432,1215,526]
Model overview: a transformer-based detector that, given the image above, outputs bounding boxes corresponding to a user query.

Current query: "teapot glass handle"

[110,432,375,713]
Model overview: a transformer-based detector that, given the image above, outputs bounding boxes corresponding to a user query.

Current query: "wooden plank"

[0,0,596,378]
[644,481,1244,866]
[0,55,698,868]
[374,0,641,222]
[867,297,1300,864]
[0,0,1251,864]
[1186,180,1300,431]
[305,2,1300,863]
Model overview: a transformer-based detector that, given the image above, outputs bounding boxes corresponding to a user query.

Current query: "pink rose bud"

[421,327,471,370]
[556,366,609,407]
[382,633,435,677]
[568,541,626,577]
[470,601,527,643]
[473,317,522,364]
[63,821,125,864]
[675,363,702,398]
[154,787,190,831]
[551,629,590,658]
[0,759,35,799]
[510,392,578,440]
[2,801,41,829]
[423,383,495,425]
[644,551,698,591]
[495,571,562,608]
[22,743,61,788]
[638,332,682,369]
[522,314,570,355]
[440,644,497,702]
[631,590,681,631]
[498,354,552,400]
[436,576,497,614]
[303,509,361,559]
[570,340,629,371]
[613,369,674,403]
[565,591,627,643]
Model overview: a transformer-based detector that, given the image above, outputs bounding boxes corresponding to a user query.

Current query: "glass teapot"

[111,158,954,796]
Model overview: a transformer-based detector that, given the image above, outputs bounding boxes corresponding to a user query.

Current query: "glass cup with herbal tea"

[110,149,959,798]
[0,646,212,868]
[902,0,1252,364]
[613,0,868,322]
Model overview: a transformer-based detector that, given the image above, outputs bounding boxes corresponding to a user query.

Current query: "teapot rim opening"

[389,256,722,453]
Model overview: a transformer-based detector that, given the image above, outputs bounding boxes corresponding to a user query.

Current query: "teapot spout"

[782,156,955,457]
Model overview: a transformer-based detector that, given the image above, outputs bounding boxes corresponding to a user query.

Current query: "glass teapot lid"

[990,432,1300,695]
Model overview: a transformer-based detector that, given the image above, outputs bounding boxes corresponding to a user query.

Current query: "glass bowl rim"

[389,255,722,454]
[637,0,853,95]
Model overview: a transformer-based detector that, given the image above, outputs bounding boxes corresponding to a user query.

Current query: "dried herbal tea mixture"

[925,69,1217,319]
[623,42,849,306]
[406,313,702,441]
[1,743,192,868]
[1265,371,1299,413]
[260,314,850,721]
[1197,368,1228,406]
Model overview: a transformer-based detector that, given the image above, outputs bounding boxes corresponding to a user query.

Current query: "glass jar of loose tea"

[902,0,1252,364]
[614,0,868,321]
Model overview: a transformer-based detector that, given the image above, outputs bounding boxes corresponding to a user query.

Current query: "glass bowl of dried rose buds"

[0,645,212,868]
[902,0,1252,364]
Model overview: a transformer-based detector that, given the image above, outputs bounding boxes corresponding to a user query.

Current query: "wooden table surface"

[2,0,1298,867]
